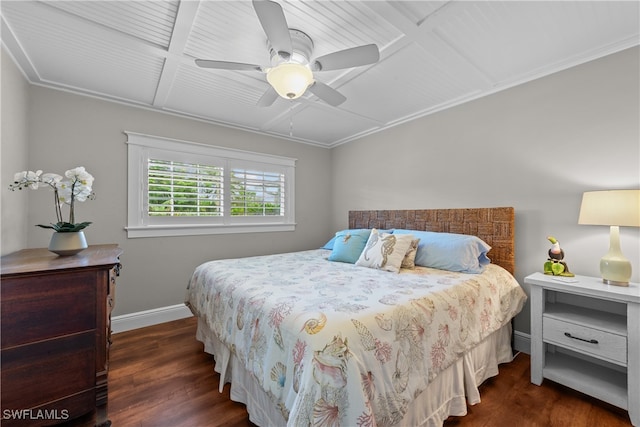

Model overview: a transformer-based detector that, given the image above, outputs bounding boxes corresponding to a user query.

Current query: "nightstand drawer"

[543,316,627,365]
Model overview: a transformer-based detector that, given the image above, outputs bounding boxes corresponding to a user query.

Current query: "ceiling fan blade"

[195,59,262,71]
[257,86,279,107]
[252,0,292,58]
[312,44,380,71]
[308,81,346,106]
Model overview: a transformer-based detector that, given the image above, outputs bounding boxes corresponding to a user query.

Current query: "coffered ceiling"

[2,1,638,147]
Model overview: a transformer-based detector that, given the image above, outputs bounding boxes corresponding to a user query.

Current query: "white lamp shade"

[266,63,313,100]
[578,189,640,227]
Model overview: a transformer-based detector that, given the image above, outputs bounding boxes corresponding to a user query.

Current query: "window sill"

[125,222,296,238]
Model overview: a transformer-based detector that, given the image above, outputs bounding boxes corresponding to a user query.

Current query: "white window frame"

[125,132,296,238]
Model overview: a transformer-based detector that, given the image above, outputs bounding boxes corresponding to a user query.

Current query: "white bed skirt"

[196,318,514,427]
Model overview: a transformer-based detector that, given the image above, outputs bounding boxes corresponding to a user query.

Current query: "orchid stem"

[53,186,63,224]
[69,180,76,224]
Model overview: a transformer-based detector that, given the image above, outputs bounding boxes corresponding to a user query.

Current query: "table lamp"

[578,189,640,286]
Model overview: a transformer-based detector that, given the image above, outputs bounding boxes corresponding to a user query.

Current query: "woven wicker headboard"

[348,207,515,275]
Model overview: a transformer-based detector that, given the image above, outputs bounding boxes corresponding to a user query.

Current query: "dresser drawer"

[1,270,97,348]
[1,331,95,411]
[543,316,627,365]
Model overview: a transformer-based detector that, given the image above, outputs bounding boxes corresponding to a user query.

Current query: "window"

[126,132,296,238]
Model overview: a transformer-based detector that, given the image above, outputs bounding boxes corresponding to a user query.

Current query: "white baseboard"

[513,330,531,355]
[111,303,193,334]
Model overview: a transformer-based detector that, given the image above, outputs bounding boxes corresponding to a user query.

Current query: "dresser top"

[1,244,122,276]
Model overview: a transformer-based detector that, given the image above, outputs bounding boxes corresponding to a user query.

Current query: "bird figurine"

[547,236,564,260]
[544,236,574,277]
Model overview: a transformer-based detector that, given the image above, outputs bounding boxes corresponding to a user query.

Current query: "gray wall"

[1,62,332,316]
[331,46,640,334]
[1,49,30,254]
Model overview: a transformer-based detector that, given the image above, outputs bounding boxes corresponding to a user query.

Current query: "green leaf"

[35,224,56,230]
[36,221,92,232]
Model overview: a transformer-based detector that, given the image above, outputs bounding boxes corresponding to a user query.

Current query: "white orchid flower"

[65,167,94,187]
[74,187,94,202]
[40,173,63,189]
[57,181,72,205]
[57,179,94,204]
[12,170,43,189]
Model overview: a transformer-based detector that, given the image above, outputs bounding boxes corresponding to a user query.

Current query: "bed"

[185,207,527,426]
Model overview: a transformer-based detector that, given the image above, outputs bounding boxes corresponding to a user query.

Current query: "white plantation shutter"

[126,132,296,238]
[148,159,223,217]
[229,168,285,217]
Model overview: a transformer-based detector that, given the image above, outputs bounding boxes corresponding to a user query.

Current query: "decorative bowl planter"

[48,231,88,256]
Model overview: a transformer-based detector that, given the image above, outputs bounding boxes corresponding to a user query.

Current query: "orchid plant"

[9,166,95,232]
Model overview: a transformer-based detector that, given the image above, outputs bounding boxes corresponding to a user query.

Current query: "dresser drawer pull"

[564,332,598,344]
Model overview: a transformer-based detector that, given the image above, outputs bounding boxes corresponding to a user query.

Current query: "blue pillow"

[392,229,491,273]
[321,236,337,250]
[328,229,372,263]
[321,230,352,250]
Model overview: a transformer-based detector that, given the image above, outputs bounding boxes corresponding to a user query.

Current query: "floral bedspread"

[185,249,526,427]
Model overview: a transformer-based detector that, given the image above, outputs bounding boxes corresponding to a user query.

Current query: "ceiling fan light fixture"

[267,62,313,99]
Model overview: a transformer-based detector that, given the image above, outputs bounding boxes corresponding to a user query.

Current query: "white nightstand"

[525,272,639,426]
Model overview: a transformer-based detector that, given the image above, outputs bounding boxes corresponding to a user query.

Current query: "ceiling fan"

[195,0,380,107]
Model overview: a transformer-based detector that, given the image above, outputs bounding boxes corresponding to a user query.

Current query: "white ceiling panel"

[390,1,449,26]
[267,103,381,145]
[339,39,486,124]
[2,0,638,147]
[280,0,402,58]
[165,64,282,128]
[46,1,179,49]
[436,1,640,85]
[184,1,271,66]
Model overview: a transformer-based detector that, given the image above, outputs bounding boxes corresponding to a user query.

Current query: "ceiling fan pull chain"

[289,101,294,137]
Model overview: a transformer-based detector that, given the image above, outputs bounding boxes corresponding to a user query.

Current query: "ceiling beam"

[153,0,201,107]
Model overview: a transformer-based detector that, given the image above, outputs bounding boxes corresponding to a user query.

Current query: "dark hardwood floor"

[102,317,631,427]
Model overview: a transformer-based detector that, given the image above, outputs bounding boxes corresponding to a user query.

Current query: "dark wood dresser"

[1,244,122,426]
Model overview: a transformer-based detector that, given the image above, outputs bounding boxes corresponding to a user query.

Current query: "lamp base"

[600,255,631,286]
[600,225,632,286]
[602,278,629,287]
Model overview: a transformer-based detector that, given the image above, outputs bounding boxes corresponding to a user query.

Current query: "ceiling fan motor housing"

[269,29,314,66]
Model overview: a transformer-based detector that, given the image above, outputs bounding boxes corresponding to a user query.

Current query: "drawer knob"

[564,332,598,344]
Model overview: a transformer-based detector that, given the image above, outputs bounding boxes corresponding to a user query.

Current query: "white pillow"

[356,229,415,273]
[401,238,420,269]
